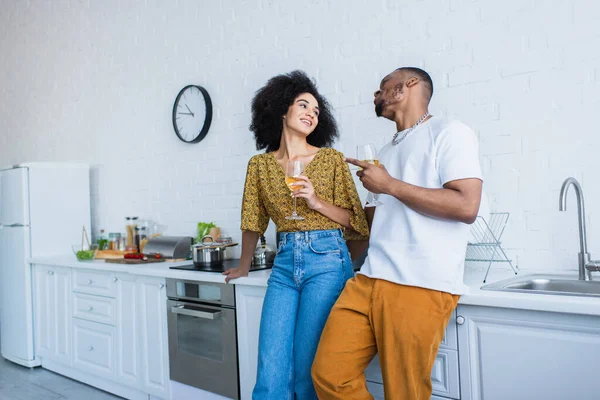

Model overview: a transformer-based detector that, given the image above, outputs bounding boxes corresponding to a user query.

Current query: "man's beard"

[375,101,384,117]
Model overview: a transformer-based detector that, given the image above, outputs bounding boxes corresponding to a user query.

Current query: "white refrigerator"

[0,163,90,367]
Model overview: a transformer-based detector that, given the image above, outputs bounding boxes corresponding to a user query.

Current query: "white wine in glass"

[357,144,384,207]
[285,160,305,220]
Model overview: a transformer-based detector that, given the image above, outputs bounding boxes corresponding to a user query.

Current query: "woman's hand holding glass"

[290,175,321,210]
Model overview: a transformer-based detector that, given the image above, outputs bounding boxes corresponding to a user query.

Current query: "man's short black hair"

[395,67,434,103]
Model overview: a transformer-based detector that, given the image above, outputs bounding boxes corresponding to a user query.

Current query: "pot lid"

[193,235,239,249]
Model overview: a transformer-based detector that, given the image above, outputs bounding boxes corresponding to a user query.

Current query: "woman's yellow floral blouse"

[240,148,369,240]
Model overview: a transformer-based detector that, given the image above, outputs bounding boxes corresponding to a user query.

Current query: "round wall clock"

[172,85,213,143]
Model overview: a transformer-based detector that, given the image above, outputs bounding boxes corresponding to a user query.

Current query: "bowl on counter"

[72,244,99,261]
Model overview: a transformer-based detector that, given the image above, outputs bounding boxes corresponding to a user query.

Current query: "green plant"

[196,221,216,243]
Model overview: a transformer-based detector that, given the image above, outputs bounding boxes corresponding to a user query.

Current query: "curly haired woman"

[223,70,369,399]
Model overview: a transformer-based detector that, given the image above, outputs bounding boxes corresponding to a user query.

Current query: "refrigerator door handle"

[2,223,28,227]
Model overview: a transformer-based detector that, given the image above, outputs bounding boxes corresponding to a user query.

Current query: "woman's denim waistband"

[278,228,344,244]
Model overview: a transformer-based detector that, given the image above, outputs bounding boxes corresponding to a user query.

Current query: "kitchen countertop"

[30,256,600,316]
[460,266,600,316]
[29,255,272,287]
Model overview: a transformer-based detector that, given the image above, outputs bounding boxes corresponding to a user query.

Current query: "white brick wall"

[0,0,598,270]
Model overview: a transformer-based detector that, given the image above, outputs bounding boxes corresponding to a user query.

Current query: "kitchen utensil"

[143,236,194,259]
[95,250,127,260]
[208,227,221,241]
[192,235,238,268]
[252,235,275,266]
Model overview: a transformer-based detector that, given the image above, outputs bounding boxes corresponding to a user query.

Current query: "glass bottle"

[97,229,108,250]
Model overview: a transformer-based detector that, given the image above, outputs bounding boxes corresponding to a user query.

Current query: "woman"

[223,70,369,400]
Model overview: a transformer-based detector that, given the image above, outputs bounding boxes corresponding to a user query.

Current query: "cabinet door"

[73,318,116,379]
[457,305,600,400]
[52,266,71,365]
[365,310,459,399]
[138,276,170,399]
[115,273,140,388]
[235,285,267,400]
[33,265,71,366]
[33,265,52,358]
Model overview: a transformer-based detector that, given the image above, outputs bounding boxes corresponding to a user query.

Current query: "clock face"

[172,85,213,143]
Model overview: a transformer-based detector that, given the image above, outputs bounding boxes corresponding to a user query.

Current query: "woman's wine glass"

[285,160,305,220]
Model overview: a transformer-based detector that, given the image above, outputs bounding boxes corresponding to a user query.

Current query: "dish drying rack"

[466,212,518,283]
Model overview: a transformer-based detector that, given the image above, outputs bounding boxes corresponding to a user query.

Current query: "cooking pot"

[191,235,231,267]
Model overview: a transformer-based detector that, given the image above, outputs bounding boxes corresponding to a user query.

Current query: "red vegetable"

[154,253,162,259]
[124,253,144,260]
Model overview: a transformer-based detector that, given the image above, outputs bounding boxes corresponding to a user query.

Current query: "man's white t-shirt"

[359,116,483,295]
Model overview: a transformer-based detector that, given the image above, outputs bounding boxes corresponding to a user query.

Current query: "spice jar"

[118,237,127,251]
[108,232,121,250]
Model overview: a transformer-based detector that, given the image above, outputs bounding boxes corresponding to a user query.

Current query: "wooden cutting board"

[105,258,166,264]
[96,250,132,259]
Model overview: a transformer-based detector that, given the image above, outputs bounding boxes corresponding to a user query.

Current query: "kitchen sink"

[481,274,600,298]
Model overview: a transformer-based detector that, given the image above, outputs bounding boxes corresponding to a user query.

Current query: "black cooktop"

[169,258,272,273]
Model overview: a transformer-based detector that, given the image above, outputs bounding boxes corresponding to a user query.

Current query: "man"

[311,67,483,400]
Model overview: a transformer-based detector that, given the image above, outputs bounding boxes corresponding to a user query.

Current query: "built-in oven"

[166,278,239,399]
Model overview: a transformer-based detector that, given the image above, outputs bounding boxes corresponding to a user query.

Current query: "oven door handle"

[171,304,222,320]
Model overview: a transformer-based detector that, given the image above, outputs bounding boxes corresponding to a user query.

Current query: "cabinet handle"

[47,270,54,275]
[87,279,93,285]
[88,306,93,312]
[112,277,118,282]
[88,346,94,351]
[159,283,165,289]
[456,316,465,325]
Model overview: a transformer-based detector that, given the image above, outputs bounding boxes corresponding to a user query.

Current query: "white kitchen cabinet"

[73,292,117,325]
[33,264,72,366]
[33,265,171,400]
[235,285,267,400]
[138,276,170,399]
[365,311,459,400]
[73,268,117,297]
[115,273,140,388]
[73,317,116,379]
[457,305,600,400]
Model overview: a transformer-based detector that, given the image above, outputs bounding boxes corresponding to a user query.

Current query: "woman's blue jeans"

[252,229,353,400]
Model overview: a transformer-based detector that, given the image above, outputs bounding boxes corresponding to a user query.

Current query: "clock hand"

[178,112,193,116]
[185,104,195,117]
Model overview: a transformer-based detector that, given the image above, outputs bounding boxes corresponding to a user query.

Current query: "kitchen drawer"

[73,318,116,379]
[73,292,116,325]
[73,269,117,298]
[365,348,459,399]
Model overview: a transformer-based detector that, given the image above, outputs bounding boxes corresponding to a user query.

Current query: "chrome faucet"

[559,177,598,280]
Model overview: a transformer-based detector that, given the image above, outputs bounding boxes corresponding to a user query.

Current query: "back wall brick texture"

[1,0,597,270]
